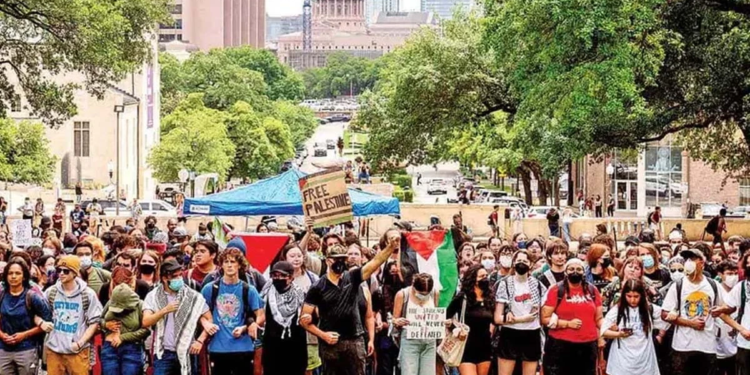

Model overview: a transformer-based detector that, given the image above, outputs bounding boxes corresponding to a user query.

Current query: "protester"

[142,259,214,375]
[201,248,264,374]
[447,264,494,375]
[494,250,546,375]
[459,242,476,265]
[547,208,560,238]
[392,273,438,375]
[541,258,603,375]
[714,261,739,375]
[300,232,399,375]
[600,279,663,375]
[187,240,217,285]
[372,260,405,375]
[262,261,307,375]
[40,255,103,375]
[100,281,150,375]
[585,244,615,291]
[73,241,111,295]
[137,249,161,288]
[638,243,671,290]
[99,252,150,306]
[0,259,52,375]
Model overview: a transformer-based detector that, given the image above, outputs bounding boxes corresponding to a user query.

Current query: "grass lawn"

[343,130,369,149]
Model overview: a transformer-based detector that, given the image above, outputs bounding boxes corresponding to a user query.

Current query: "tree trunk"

[526,161,549,205]
[517,163,534,205]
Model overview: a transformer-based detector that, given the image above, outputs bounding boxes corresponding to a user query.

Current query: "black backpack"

[674,277,719,332]
[705,216,720,233]
[209,280,254,325]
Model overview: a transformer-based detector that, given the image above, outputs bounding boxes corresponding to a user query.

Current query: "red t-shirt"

[190,267,209,285]
[544,284,602,343]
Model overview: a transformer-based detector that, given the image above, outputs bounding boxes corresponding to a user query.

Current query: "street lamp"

[605,163,615,176]
[107,160,114,182]
[114,105,125,216]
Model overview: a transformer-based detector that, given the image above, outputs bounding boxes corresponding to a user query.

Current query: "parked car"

[280,160,294,172]
[327,114,351,122]
[317,118,330,125]
[137,199,178,217]
[427,179,448,195]
[731,206,750,218]
[314,142,327,156]
[326,139,336,149]
[79,199,129,216]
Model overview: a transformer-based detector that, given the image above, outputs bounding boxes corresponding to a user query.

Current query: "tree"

[0,119,55,184]
[0,0,169,127]
[302,53,385,98]
[226,101,287,179]
[273,101,318,147]
[223,47,305,101]
[148,94,235,181]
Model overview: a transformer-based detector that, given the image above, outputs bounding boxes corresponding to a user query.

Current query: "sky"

[267,0,421,17]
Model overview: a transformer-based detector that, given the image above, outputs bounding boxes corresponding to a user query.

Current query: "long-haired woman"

[447,264,495,375]
[600,279,662,375]
[585,244,616,291]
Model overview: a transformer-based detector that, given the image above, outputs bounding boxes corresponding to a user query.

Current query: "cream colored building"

[8,43,161,200]
[277,0,436,70]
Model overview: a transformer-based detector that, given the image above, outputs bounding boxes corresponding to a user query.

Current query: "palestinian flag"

[401,230,458,307]
[232,232,289,273]
[212,217,230,249]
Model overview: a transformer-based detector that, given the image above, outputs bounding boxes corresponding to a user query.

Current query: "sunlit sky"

[267,0,421,16]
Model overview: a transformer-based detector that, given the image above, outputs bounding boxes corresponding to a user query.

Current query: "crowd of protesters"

[1,200,750,375]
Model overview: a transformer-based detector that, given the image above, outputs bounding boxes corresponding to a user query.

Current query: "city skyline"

[267,0,420,16]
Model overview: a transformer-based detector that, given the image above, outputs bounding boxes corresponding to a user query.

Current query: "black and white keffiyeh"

[266,283,305,339]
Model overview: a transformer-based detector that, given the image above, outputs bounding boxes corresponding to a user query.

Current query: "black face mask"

[514,263,530,275]
[601,258,612,268]
[80,225,89,231]
[477,278,490,290]
[567,272,583,284]
[147,223,156,228]
[139,264,156,275]
[331,260,347,274]
[272,278,289,292]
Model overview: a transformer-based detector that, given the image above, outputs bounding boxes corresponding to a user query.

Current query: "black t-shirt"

[590,272,610,291]
[539,269,565,289]
[98,279,151,306]
[305,268,365,340]
[644,268,671,290]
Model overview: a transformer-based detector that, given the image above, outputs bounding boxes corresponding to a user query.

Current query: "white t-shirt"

[662,277,722,354]
[600,306,662,375]
[496,276,545,330]
[723,281,750,350]
[716,286,737,359]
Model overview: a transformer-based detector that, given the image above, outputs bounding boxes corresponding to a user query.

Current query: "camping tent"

[182,169,400,217]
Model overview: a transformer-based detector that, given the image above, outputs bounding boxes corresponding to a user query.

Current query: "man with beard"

[300,233,400,375]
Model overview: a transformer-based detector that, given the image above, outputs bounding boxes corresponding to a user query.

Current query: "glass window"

[140,202,150,211]
[645,141,683,208]
[74,121,90,157]
[741,178,750,206]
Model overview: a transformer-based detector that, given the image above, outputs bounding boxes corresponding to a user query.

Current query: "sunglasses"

[56,268,73,275]
[670,269,684,273]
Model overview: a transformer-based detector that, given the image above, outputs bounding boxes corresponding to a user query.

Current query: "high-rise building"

[365,0,400,24]
[420,0,472,20]
[267,15,304,43]
[159,0,265,50]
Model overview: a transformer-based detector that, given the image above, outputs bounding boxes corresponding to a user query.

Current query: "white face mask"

[43,248,55,257]
[671,271,684,282]
[499,256,512,269]
[79,255,92,269]
[684,260,697,275]
[725,275,739,289]
[481,259,495,271]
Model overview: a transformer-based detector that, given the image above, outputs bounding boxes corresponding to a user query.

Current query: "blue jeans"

[101,341,144,375]
[399,339,435,375]
[153,350,181,375]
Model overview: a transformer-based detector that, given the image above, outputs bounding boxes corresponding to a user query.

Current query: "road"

[407,163,461,203]
[299,121,347,174]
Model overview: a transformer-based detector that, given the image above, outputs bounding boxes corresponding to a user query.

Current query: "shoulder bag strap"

[460,297,467,325]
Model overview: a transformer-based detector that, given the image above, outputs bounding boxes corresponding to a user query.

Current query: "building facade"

[276,0,436,70]
[8,43,161,200]
[420,0,473,20]
[365,0,400,24]
[574,138,746,218]
[159,0,265,50]
[267,15,304,43]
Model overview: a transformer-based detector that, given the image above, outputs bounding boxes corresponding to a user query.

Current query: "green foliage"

[226,101,283,179]
[395,175,412,189]
[272,101,317,148]
[0,120,55,184]
[403,190,414,203]
[303,53,385,98]
[0,0,170,127]
[223,47,305,101]
[148,94,235,181]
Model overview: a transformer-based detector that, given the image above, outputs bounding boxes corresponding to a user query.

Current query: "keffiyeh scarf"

[267,284,305,339]
[152,284,207,375]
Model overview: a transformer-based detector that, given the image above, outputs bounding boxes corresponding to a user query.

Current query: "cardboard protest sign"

[299,169,353,227]
[11,219,32,248]
[405,306,446,340]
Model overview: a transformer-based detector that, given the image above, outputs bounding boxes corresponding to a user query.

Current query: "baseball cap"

[394,220,413,232]
[160,259,182,276]
[271,261,294,276]
[679,248,706,261]
[327,244,348,258]
[624,236,640,247]
[172,227,188,237]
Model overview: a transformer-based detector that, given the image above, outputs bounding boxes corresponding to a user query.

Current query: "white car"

[427,179,448,195]
[136,199,178,217]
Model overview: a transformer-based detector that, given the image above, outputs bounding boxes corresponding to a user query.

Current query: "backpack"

[647,211,654,225]
[209,280,254,325]
[47,287,91,316]
[706,216,720,233]
[737,280,747,325]
[674,277,719,332]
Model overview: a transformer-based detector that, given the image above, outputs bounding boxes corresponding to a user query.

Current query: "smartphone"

[621,327,633,335]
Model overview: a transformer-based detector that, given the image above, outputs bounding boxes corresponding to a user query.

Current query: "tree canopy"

[0,119,55,184]
[0,0,170,127]
[302,53,385,98]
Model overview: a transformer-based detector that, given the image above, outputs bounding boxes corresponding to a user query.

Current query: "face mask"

[517,241,527,250]
[169,278,184,292]
[725,275,739,289]
[684,259,697,275]
[641,255,655,269]
[80,225,89,231]
[601,258,612,268]
[79,256,92,269]
[671,243,679,252]
[414,292,431,301]
[147,222,155,228]
[671,270,684,282]
[481,259,495,270]
[477,278,490,290]
[567,272,583,284]
[661,256,670,265]
[92,261,103,269]
[499,256,512,269]
[272,278,289,292]
[43,248,55,257]
[139,264,156,275]
[514,263,530,275]
[331,260,347,274]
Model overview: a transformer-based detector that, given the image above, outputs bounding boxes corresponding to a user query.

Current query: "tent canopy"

[183,169,400,217]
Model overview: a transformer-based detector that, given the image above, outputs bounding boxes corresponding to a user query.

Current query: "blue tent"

[183,169,400,217]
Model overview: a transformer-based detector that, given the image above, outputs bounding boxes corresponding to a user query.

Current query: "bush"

[403,190,413,203]
[396,175,412,189]
[394,190,405,202]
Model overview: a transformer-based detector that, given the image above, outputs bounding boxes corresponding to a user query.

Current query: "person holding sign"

[494,250,547,375]
[392,273,440,375]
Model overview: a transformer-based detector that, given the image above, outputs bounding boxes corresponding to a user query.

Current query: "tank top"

[403,287,436,342]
